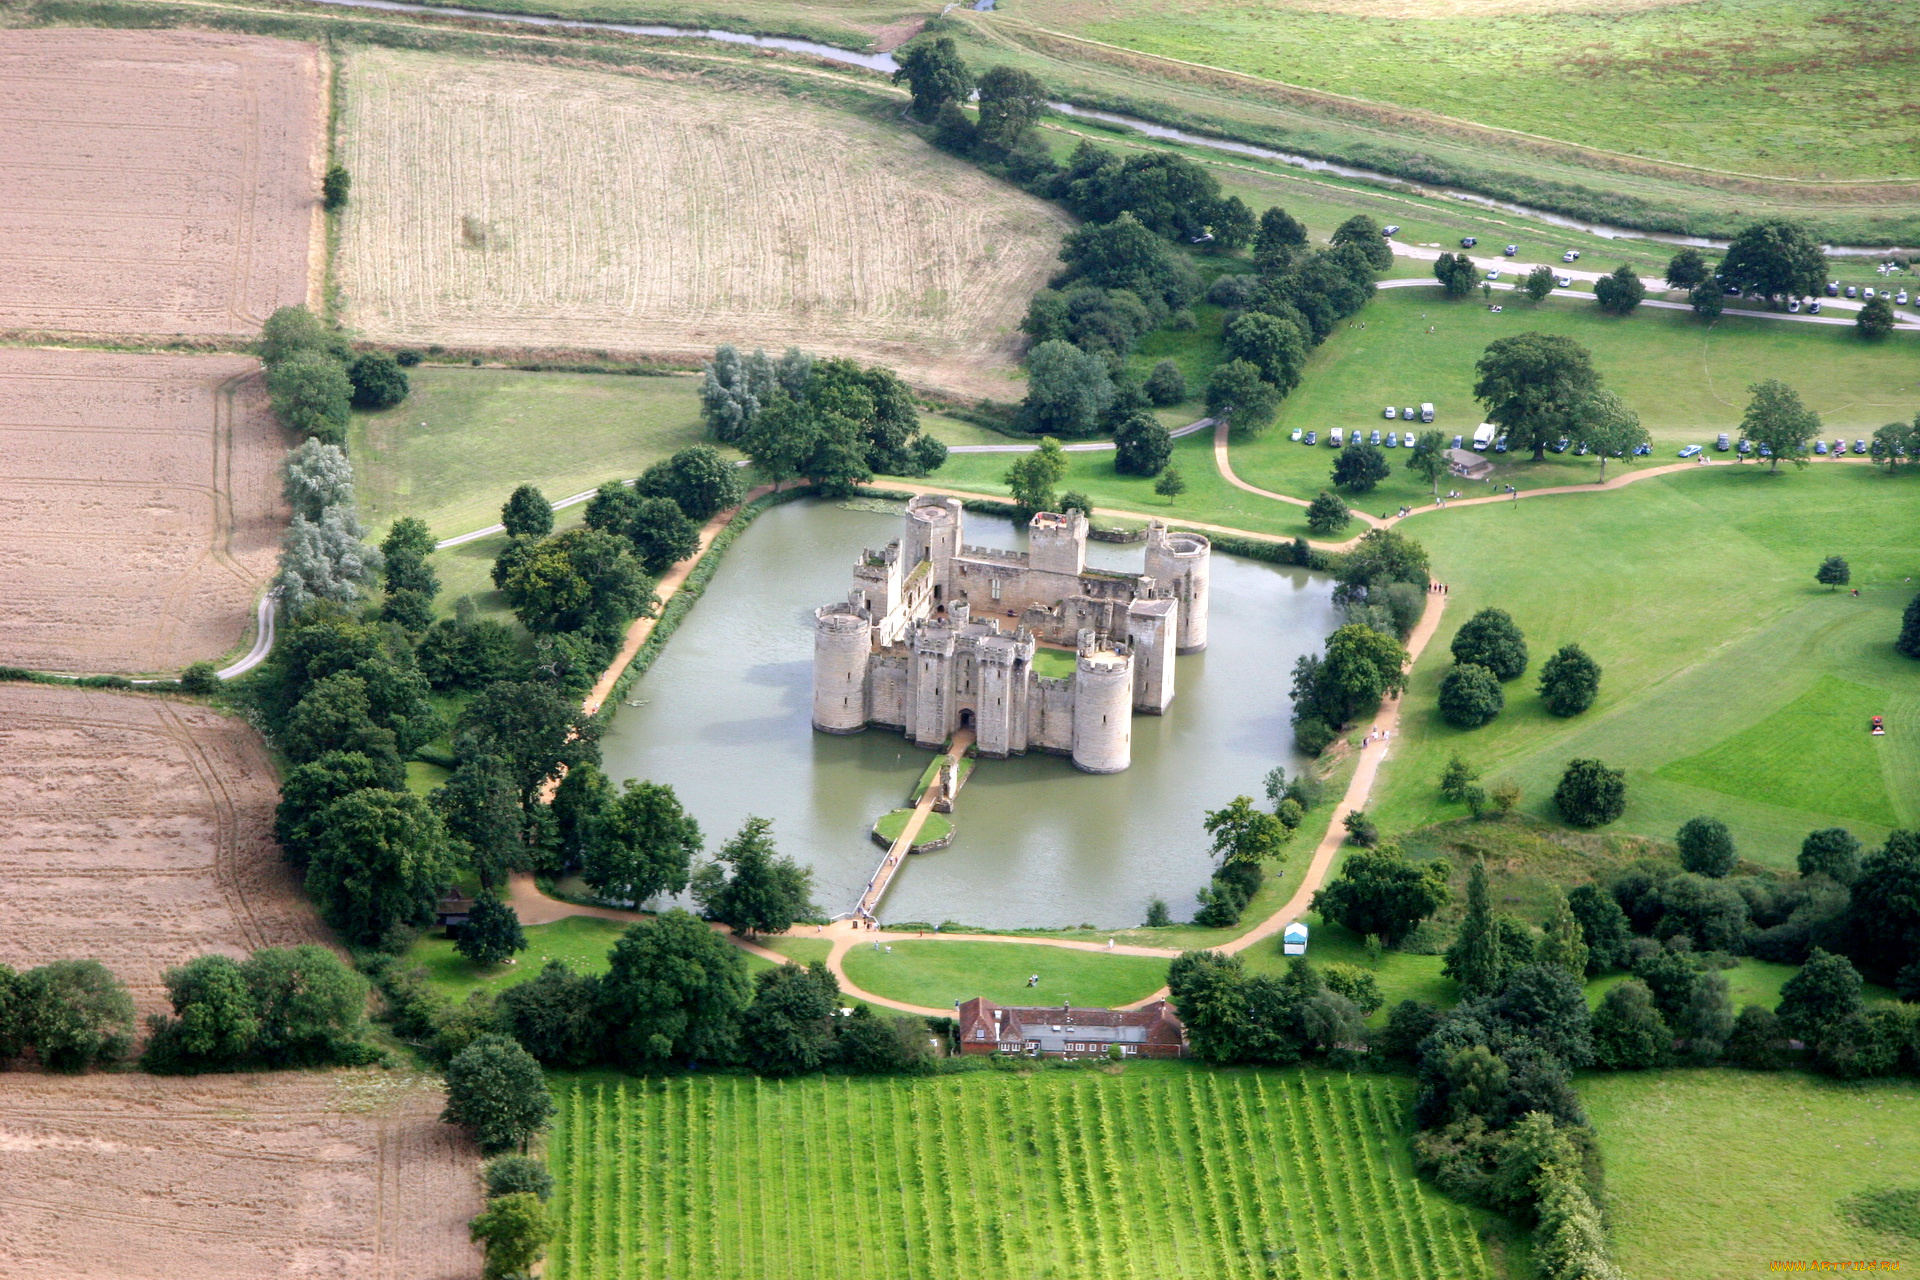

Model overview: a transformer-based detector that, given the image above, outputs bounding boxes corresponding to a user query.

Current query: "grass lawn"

[841,939,1169,1010]
[546,1065,1507,1280]
[872,809,953,846]
[1581,1070,1920,1279]
[1369,463,1920,867]
[1232,286,1920,511]
[408,915,634,1002]
[1241,915,1457,1018]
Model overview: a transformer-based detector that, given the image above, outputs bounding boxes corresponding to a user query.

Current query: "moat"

[599,499,1341,929]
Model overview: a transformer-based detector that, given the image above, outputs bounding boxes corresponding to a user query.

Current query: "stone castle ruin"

[812,495,1211,773]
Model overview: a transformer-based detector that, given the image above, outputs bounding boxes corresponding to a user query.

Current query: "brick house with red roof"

[956,998,1188,1059]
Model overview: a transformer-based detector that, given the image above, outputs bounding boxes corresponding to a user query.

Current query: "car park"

[1550,437,1571,453]
[1504,244,1518,256]
[1290,428,1303,441]
[1330,428,1344,446]
[1383,406,1397,419]
[1809,301,1822,314]
[1472,423,1497,450]
[1826,281,1840,296]
[1562,250,1580,262]
[1815,440,1829,454]
[1716,433,1730,451]
[1461,237,1477,248]
[1833,438,1847,454]
[1304,431,1317,445]
[1384,431,1398,447]
[1864,288,1876,300]
[1679,445,1703,458]
[1382,225,1399,236]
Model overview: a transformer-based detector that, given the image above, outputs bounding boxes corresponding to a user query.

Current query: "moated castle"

[811,494,1211,773]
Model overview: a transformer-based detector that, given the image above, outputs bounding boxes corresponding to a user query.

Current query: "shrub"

[1676,816,1737,877]
[1449,608,1529,681]
[322,163,351,210]
[266,350,353,443]
[442,1035,556,1154]
[1343,809,1379,847]
[1554,758,1626,827]
[1438,663,1504,728]
[348,351,410,409]
[1537,643,1601,716]
[484,1154,554,1201]
[1305,490,1350,535]
[1143,359,1186,406]
[178,660,220,694]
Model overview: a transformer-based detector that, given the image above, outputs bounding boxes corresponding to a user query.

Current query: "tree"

[1589,979,1670,1069]
[1554,758,1625,827]
[501,484,553,540]
[1663,248,1712,291]
[1676,816,1737,877]
[22,959,135,1071]
[443,1034,554,1154]
[741,961,840,1076]
[1438,663,1505,729]
[1332,442,1391,493]
[1445,860,1506,995]
[1005,436,1069,514]
[179,660,220,695]
[836,1003,933,1074]
[1776,947,1863,1042]
[1312,843,1449,947]
[470,1191,549,1280]
[0,965,28,1064]
[693,817,816,938]
[1523,264,1555,302]
[1143,360,1186,407]
[243,945,369,1065]
[1571,388,1647,481]
[305,789,451,945]
[1205,359,1279,433]
[148,954,260,1068]
[1718,218,1827,304]
[599,910,752,1067]
[1343,809,1379,847]
[1814,555,1851,592]
[1688,278,1725,319]
[260,305,345,365]
[890,35,971,120]
[974,65,1047,151]
[1727,1004,1788,1069]
[1900,592,1920,659]
[276,751,400,866]
[1678,970,1734,1061]
[1330,214,1393,272]
[1305,490,1350,535]
[1847,830,1920,981]
[637,444,745,521]
[282,438,356,520]
[277,507,381,613]
[1537,891,1590,980]
[496,961,600,1068]
[322,163,351,210]
[1450,607,1529,680]
[1020,340,1114,438]
[433,755,523,889]
[1537,643,1601,716]
[1856,294,1896,338]
[381,516,438,600]
[502,528,654,637]
[623,496,701,575]
[1872,416,1920,470]
[485,1155,554,1201]
[279,673,399,767]
[1799,828,1861,884]
[1567,885,1632,974]
[1439,752,1482,803]
[266,349,354,443]
[1739,379,1819,471]
[1434,252,1478,297]
[1253,206,1308,270]
[1223,311,1308,393]
[1405,429,1449,502]
[1653,872,1752,951]
[457,681,594,808]
[457,892,527,966]
[1154,467,1187,501]
[1205,795,1291,866]
[1474,332,1600,460]
[1315,622,1409,723]
[1059,490,1092,517]
[1112,412,1172,476]
[1058,212,1199,309]
[1207,195,1256,251]
[1593,262,1646,314]
[1489,964,1594,1066]
[348,351,409,409]
[584,779,701,907]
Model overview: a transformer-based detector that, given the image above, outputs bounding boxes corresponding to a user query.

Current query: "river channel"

[597,498,1341,930]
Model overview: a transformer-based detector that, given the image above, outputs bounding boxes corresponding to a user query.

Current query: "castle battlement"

[809,493,1210,773]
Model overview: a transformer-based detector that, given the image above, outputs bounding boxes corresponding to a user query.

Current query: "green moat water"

[598,500,1342,929]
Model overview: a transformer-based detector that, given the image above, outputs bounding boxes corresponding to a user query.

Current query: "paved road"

[215,589,282,680]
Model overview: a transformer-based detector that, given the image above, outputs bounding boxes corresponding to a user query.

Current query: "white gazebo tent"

[1282,921,1310,956]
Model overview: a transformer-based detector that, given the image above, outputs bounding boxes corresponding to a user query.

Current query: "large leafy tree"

[1450,608,1529,681]
[1717,218,1827,304]
[975,65,1047,151]
[457,681,597,809]
[741,962,841,1077]
[502,528,655,636]
[597,910,753,1068]
[1112,412,1172,477]
[1434,252,1478,297]
[457,892,528,966]
[1311,623,1409,725]
[1205,359,1280,433]
[1438,663,1504,729]
[1554,758,1626,827]
[23,959,135,1071]
[1799,828,1861,884]
[1335,527,1430,596]
[1592,263,1646,314]
[433,754,523,889]
[1311,843,1449,946]
[266,349,353,443]
[637,444,745,521]
[1473,332,1601,460]
[1846,830,1920,981]
[1004,437,1069,514]
[1572,388,1648,481]
[1330,214,1393,272]
[693,817,817,939]
[1738,379,1819,471]
[1057,212,1199,310]
[442,1034,555,1154]
[150,954,260,1067]
[470,1192,551,1280]
[305,789,452,945]
[1223,311,1308,393]
[1566,884,1631,973]
[1253,205,1308,270]
[1331,442,1391,493]
[1405,429,1449,502]
[1664,248,1713,290]
[243,945,369,1065]
[1305,490,1350,535]
[1857,295,1896,339]
[275,751,400,866]
[890,35,972,120]
[500,484,554,539]
[1444,860,1506,995]
[496,961,601,1068]
[1776,947,1863,1042]
[1020,341,1114,438]
[1676,816,1737,877]
[1590,979,1670,1069]
[1204,796,1292,866]
[584,780,701,907]
[1537,643,1601,716]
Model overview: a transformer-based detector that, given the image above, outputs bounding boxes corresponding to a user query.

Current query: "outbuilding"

[1282,922,1310,955]
[956,998,1188,1058]
[1447,448,1494,481]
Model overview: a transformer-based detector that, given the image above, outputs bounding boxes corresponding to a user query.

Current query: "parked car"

[1716,433,1731,451]
[1504,244,1518,256]
[1404,407,1417,421]
[1383,406,1397,419]
[1304,431,1317,445]
[1452,434,1464,449]
[1489,304,1504,313]
[1855,439,1869,454]
[1495,436,1510,453]
[1385,431,1398,448]
[1899,290,1911,305]
[1550,437,1571,453]
[1382,225,1399,236]
[1632,442,1652,456]
[1738,440,1752,455]
[1485,269,1501,280]
[1864,288,1877,300]
[1833,438,1847,454]
[1679,445,1703,458]
[1809,301,1823,314]
[1826,281,1840,296]
[1788,299,1802,313]
[1556,274,1573,287]
[1815,440,1829,455]
[1759,444,1772,458]
[1573,441,1589,456]
[1461,237,1478,248]
[1189,231,1214,245]
[1563,251,1580,262]
[1330,428,1344,446]
[1846,285,1859,298]
[1290,427,1303,441]
[1370,429,1382,445]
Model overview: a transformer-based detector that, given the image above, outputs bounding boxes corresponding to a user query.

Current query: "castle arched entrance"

[959,709,974,730]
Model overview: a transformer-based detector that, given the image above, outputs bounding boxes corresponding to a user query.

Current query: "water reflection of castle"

[811,494,1211,773]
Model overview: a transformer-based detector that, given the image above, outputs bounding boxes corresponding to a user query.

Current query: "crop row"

[546,1070,1495,1280]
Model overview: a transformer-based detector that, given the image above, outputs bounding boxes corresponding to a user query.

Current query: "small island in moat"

[811,493,1210,774]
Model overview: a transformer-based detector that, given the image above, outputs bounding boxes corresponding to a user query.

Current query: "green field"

[1581,1070,1920,1279]
[842,939,1169,1010]
[547,1066,1504,1279]
[1369,463,1920,866]
[872,809,954,846]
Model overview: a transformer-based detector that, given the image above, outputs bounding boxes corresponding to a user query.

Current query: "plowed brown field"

[0,29,323,337]
[0,349,287,674]
[336,48,1071,400]
[0,1071,482,1280]
[0,684,322,1018]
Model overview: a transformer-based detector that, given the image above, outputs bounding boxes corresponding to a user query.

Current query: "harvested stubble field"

[336,49,1071,399]
[0,349,288,674]
[0,1070,482,1280]
[548,1067,1498,1279]
[0,29,322,338]
[0,684,323,1018]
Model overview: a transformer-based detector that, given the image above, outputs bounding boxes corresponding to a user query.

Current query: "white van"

[1420,403,1436,423]
[1472,423,1498,451]
[1329,427,1344,446]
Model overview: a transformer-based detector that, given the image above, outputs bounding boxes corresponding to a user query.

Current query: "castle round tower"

[902,495,962,590]
[1146,525,1212,653]
[1071,649,1134,774]
[811,605,871,733]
